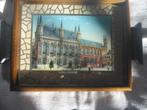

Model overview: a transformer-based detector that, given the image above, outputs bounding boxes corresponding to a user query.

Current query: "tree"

[49,60,54,69]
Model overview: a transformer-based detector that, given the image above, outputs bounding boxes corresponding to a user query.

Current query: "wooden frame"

[11,0,132,91]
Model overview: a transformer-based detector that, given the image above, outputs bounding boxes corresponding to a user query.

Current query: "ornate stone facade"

[32,16,111,70]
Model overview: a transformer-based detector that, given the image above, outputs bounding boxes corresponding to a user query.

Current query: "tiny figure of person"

[107,65,109,71]
[87,64,91,72]
[49,60,54,70]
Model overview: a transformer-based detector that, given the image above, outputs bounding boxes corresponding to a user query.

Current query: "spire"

[52,23,54,28]
[78,25,80,32]
[40,15,42,25]
[61,20,63,29]
[76,25,81,42]
[37,15,42,25]
[103,33,107,48]
[59,20,64,40]
[75,26,77,33]
[37,16,40,25]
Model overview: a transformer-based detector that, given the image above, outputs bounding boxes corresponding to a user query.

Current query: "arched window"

[43,42,47,54]
[50,43,54,55]
[43,57,46,64]
[62,44,66,54]
[57,43,60,54]
[46,43,49,55]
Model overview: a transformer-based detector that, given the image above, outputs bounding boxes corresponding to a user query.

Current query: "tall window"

[50,43,54,55]
[43,57,46,64]
[46,43,49,55]
[62,44,66,54]
[43,43,47,54]
[38,58,42,64]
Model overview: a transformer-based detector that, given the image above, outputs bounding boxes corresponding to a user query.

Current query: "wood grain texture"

[11,0,21,89]
[15,86,132,91]
[126,0,133,91]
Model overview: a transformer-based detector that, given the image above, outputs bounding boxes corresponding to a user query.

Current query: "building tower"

[35,15,43,40]
[76,25,81,65]
[103,35,107,48]
[59,20,64,43]
[32,15,44,68]
[76,25,81,43]
[75,26,77,34]
[59,20,64,65]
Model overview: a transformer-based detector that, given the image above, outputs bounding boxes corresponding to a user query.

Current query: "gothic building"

[31,16,111,69]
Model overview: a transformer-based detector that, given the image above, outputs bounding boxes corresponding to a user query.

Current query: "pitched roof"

[43,25,76,40]
[42,25,102,48]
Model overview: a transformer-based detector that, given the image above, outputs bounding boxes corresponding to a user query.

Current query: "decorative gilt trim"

[11,0,21,88]
[15,86,132,91]
[24,0,126,4]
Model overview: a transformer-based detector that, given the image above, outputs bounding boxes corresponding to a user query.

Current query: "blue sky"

[32,15,111,43]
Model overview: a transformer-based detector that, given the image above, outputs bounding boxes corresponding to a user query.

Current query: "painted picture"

[31,15,112,71]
